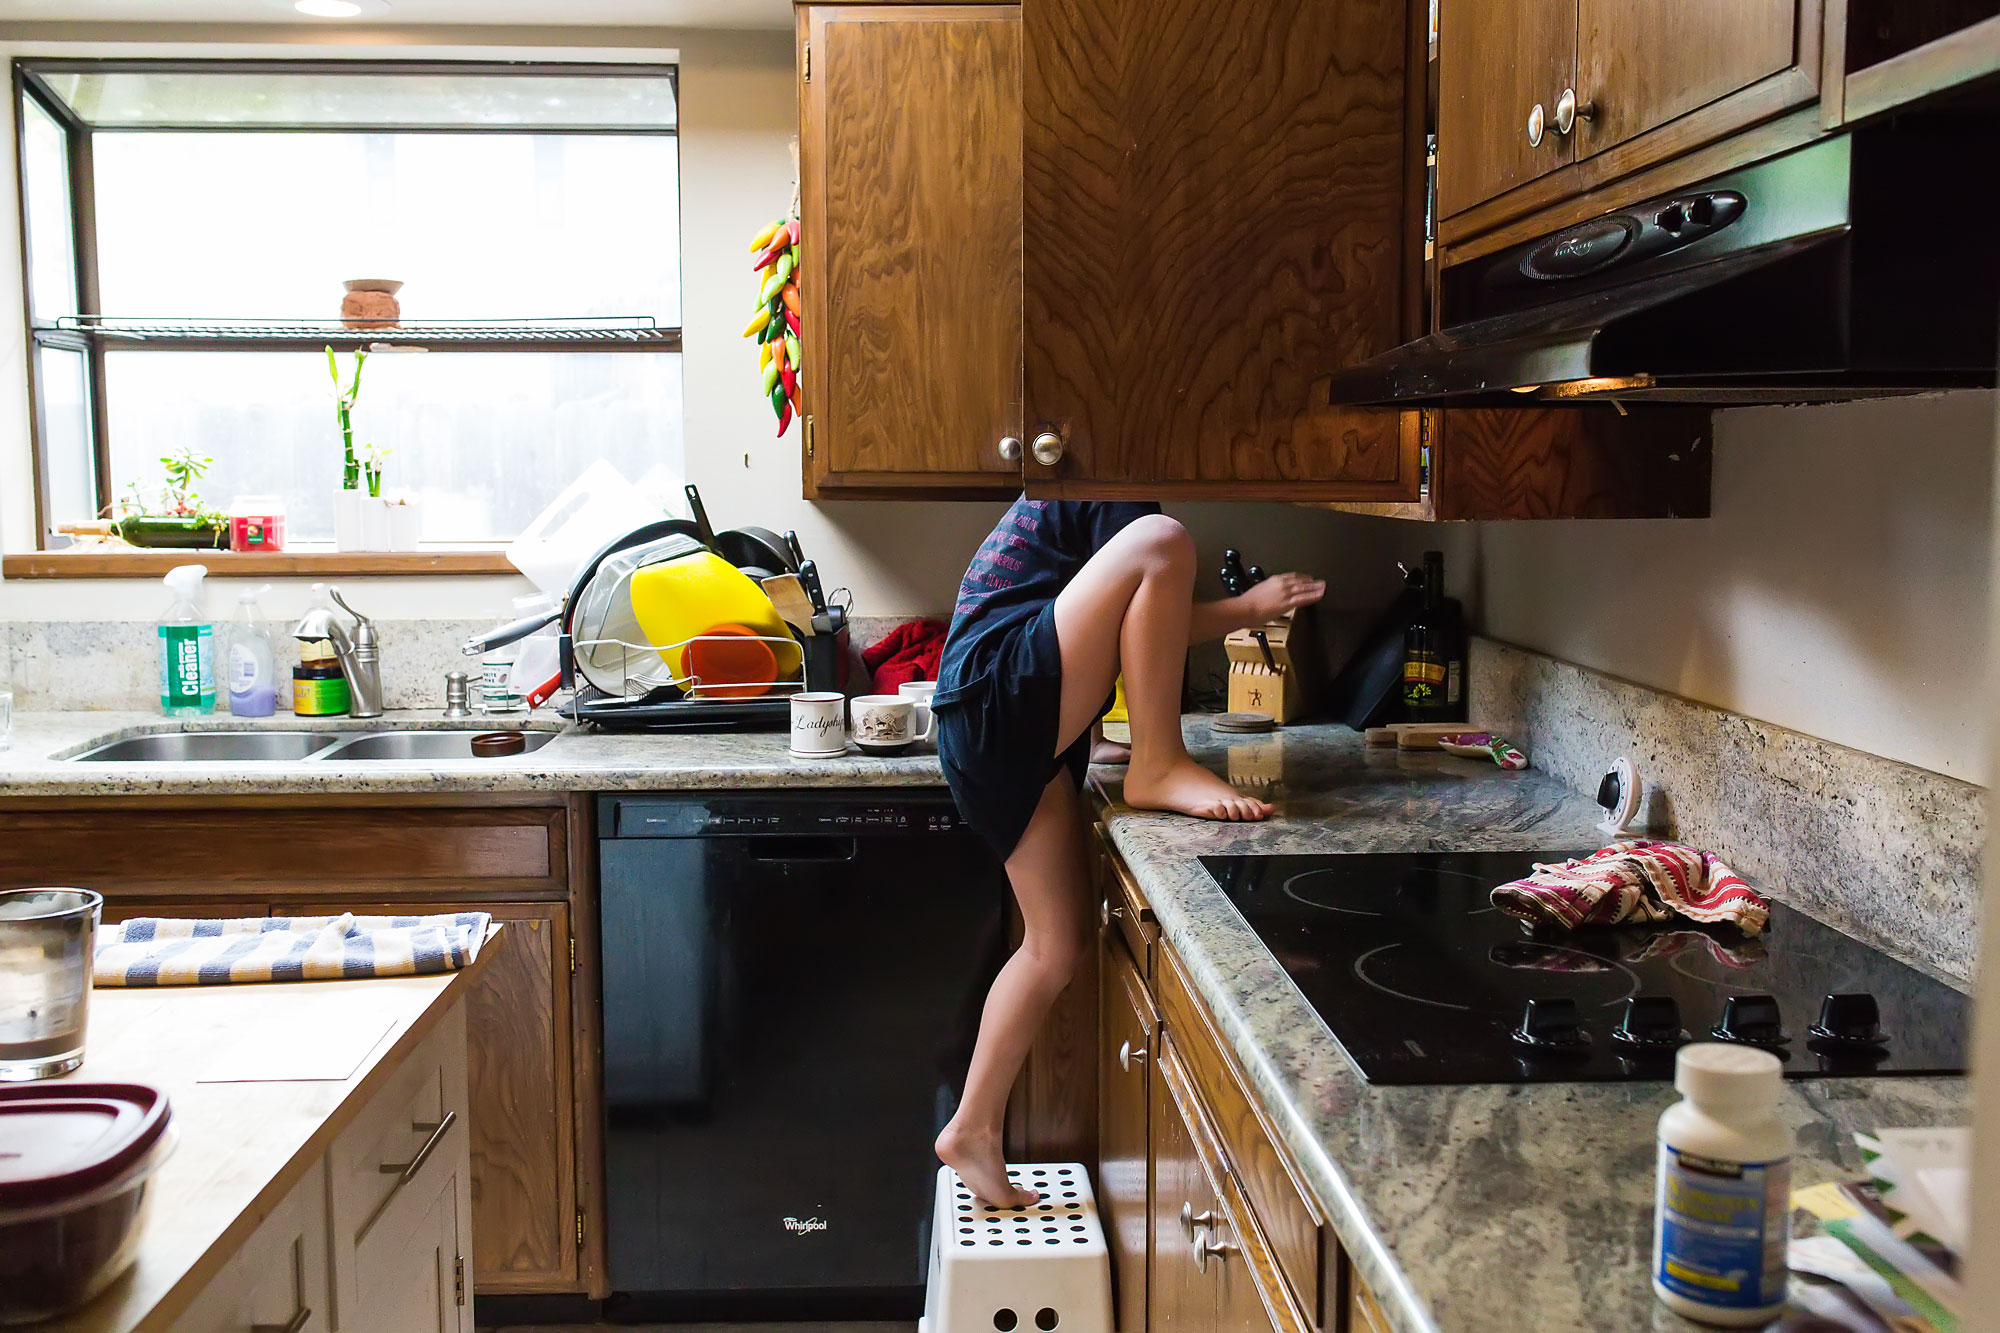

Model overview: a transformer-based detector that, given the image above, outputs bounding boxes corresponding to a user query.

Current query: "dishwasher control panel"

[601,791,965,838]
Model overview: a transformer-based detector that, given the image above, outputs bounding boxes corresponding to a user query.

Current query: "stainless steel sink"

[316,730,557,761]
[71,731,344,762]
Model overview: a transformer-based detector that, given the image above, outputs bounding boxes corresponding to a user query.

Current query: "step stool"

[920,1162,1112,1333]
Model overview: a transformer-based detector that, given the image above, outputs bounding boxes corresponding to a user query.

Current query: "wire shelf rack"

[36,315,683,353]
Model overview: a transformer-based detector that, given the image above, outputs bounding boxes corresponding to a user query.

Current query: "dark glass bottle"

[1401,553,1449,720]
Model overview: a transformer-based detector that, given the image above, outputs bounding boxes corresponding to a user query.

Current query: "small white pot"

[386,500,422,552]
[332,488,367,551]
[361,496,392,550]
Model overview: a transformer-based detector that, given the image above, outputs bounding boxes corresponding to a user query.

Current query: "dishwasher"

[597,789,1008,1319]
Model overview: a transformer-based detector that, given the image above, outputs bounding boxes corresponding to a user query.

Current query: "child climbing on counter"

[931,499,1324,1206]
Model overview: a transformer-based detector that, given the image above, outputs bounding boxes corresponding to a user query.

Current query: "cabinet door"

[1149,1043,1222,1333]
[298,900,577,1294]
[800,4,1024,496]
[1023,0,1420,499]
[1436,0,1578,217]
[351,1169,470,1333]
[1099,933,1155,1333]
[1575,1,1810,160]
[172,1160,332,1333]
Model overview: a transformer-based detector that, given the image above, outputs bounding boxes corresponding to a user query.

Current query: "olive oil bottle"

[1400,551,1466,722]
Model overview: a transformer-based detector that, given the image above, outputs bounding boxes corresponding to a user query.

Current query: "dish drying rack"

[560,605,848,731]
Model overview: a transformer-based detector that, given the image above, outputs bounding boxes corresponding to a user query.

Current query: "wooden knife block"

[1224,612,1306,724]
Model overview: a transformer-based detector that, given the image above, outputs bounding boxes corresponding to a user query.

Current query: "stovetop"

[1202,851,1969,1086]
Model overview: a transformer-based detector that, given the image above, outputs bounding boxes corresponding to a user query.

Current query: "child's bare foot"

[1125,759,1274,821]
[936,1123,1038,1208]
[1090,738,1132,765]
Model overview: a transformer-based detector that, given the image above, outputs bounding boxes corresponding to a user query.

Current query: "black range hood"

[1329,119,2000,406]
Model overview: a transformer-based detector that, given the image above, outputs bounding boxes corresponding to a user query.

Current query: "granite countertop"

[0,710,944,795]
[1094,720,1967,1333]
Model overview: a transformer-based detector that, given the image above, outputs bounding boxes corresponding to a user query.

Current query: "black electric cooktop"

[1202,851,1970,1086]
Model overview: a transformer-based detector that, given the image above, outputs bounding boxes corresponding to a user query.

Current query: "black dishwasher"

[597,790,1007,1320]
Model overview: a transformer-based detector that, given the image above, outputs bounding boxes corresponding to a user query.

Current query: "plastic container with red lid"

[0,1082,175,1325]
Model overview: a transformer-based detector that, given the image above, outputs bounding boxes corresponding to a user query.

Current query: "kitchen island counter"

[1095,719,1967,1333]
[0,710,943,796]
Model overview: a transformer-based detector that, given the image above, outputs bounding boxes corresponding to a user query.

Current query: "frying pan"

[716,525,799,576]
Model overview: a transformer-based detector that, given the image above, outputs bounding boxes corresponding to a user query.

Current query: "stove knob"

[1710,993,1789,1047]
[1612,995,1686,1049]
[1808,993,1888,1048]
[1512,997,1589,1050]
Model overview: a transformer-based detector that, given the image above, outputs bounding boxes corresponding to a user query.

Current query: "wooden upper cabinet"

[1436,0,1579,217]
[1020,0,1421,500]
[799,4,1024,497]
[1575,0,1814,160]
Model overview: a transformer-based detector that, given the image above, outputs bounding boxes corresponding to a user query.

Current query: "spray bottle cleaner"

[226,584,278,717]
[157,563,216,716]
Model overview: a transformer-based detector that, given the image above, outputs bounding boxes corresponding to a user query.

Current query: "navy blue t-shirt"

[936,497,1159,697]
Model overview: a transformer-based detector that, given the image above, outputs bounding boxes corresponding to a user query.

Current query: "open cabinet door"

[1021,0,1421,500]
[1966,393,2000,1317]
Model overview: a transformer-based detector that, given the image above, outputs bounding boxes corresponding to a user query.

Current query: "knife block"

[1224,611,1307,724]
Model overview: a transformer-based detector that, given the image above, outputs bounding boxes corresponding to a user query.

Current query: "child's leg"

[936,770,1094,1207]
[1052,514,1271,820]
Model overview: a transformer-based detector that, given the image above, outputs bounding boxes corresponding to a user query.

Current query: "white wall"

[1466,392,1997,783]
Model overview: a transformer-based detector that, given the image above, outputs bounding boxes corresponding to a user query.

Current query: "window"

[15,59,683,550]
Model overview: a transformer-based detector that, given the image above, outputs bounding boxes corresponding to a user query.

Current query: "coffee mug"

[850,694,935,753]
[790,691,848,757]
[897,680,937,738]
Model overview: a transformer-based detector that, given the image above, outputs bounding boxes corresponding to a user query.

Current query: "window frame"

[11,56,683,558]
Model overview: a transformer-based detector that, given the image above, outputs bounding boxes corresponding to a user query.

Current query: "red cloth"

[863,618,947,691]
[1491,839,1771,936]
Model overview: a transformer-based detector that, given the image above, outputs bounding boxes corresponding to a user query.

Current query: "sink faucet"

[293,585,383,718]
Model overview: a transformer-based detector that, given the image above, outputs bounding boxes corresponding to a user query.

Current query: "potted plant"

[107,448,228,549]
[329,346,370,550]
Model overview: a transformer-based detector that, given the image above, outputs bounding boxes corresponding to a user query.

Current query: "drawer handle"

[1118,1041,1147,1072]
[1178,1201,1214,1243]
[251,1308,311,1333]
[1193,1229,1237,1272]
[379,1111,457,1186]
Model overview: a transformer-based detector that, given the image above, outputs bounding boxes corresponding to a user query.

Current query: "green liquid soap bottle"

[158,563,216,716]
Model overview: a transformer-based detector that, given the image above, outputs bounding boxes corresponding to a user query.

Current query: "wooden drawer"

[328,1007,470,1329]
[1094,825,1158,976]
[0,803,565,899]
[172,1159,331,1333]
[1158,944,1323,1321]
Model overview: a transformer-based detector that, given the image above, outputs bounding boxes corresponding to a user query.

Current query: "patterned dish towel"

[95,912,491,987]
[1491,839,1771,936]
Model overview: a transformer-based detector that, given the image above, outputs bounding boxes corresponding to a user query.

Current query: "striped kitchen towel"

[94,912,491,987]
[1491,839,1771,936]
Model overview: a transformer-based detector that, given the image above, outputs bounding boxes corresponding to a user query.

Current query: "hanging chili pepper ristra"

[742,209,803,436]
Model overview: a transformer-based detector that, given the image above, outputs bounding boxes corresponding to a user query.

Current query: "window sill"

[2,549,518,578]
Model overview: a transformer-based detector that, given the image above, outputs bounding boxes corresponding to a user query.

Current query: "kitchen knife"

[783,529,805,565]
[799,559,828,614]
[1220,549,1249,596]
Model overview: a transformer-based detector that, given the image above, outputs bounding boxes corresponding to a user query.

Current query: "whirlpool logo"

[782,1216,828,1235]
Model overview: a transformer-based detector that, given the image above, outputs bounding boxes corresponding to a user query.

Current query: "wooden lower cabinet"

[1100,934,1156,1333]
[2,795,601,1299]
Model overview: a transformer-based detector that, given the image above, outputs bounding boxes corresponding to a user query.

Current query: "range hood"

[1329,119,2000,406]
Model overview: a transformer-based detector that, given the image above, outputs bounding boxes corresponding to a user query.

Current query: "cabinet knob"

[1030,431,1066,466]
[998,435,1022,463]
[1554,88,1595,134]
[1118,1040,1148,1072]
[1193,1230,1237,1272]
[1526,101,1546,147]
[1179,1201,1215,1242]
[1101,899,1124,926]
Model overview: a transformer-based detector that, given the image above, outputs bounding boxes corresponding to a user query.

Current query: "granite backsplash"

[1471,636,1984,986]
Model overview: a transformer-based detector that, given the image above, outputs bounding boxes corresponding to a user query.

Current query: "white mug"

[790,691,848,757]
[850,694,935,752]
[897,680,937,738]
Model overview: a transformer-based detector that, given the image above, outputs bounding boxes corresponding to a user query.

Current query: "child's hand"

[1240,572,1325,622]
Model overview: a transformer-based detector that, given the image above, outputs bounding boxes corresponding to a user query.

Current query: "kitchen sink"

[71,731,345,762]
[68,726,557,763]
[317,731,557,761]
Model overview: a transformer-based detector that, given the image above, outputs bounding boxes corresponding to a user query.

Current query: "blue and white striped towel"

[94,912,492,987]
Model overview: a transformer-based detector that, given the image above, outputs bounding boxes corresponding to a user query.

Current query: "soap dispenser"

[157,563,215,716]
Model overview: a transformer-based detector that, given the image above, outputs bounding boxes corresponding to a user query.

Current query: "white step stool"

[920,1162,1113,1333]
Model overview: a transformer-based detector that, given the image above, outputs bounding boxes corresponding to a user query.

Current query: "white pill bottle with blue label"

[1654,1043,1791,1325]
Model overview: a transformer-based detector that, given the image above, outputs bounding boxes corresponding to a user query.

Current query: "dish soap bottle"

[226,584,278,717]
[1654,1043,1791,1325]
[157,563,215,716]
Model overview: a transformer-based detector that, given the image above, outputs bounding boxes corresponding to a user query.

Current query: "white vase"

[387,500,422,552]
[361,496,392,550]
[332,488,367,551]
